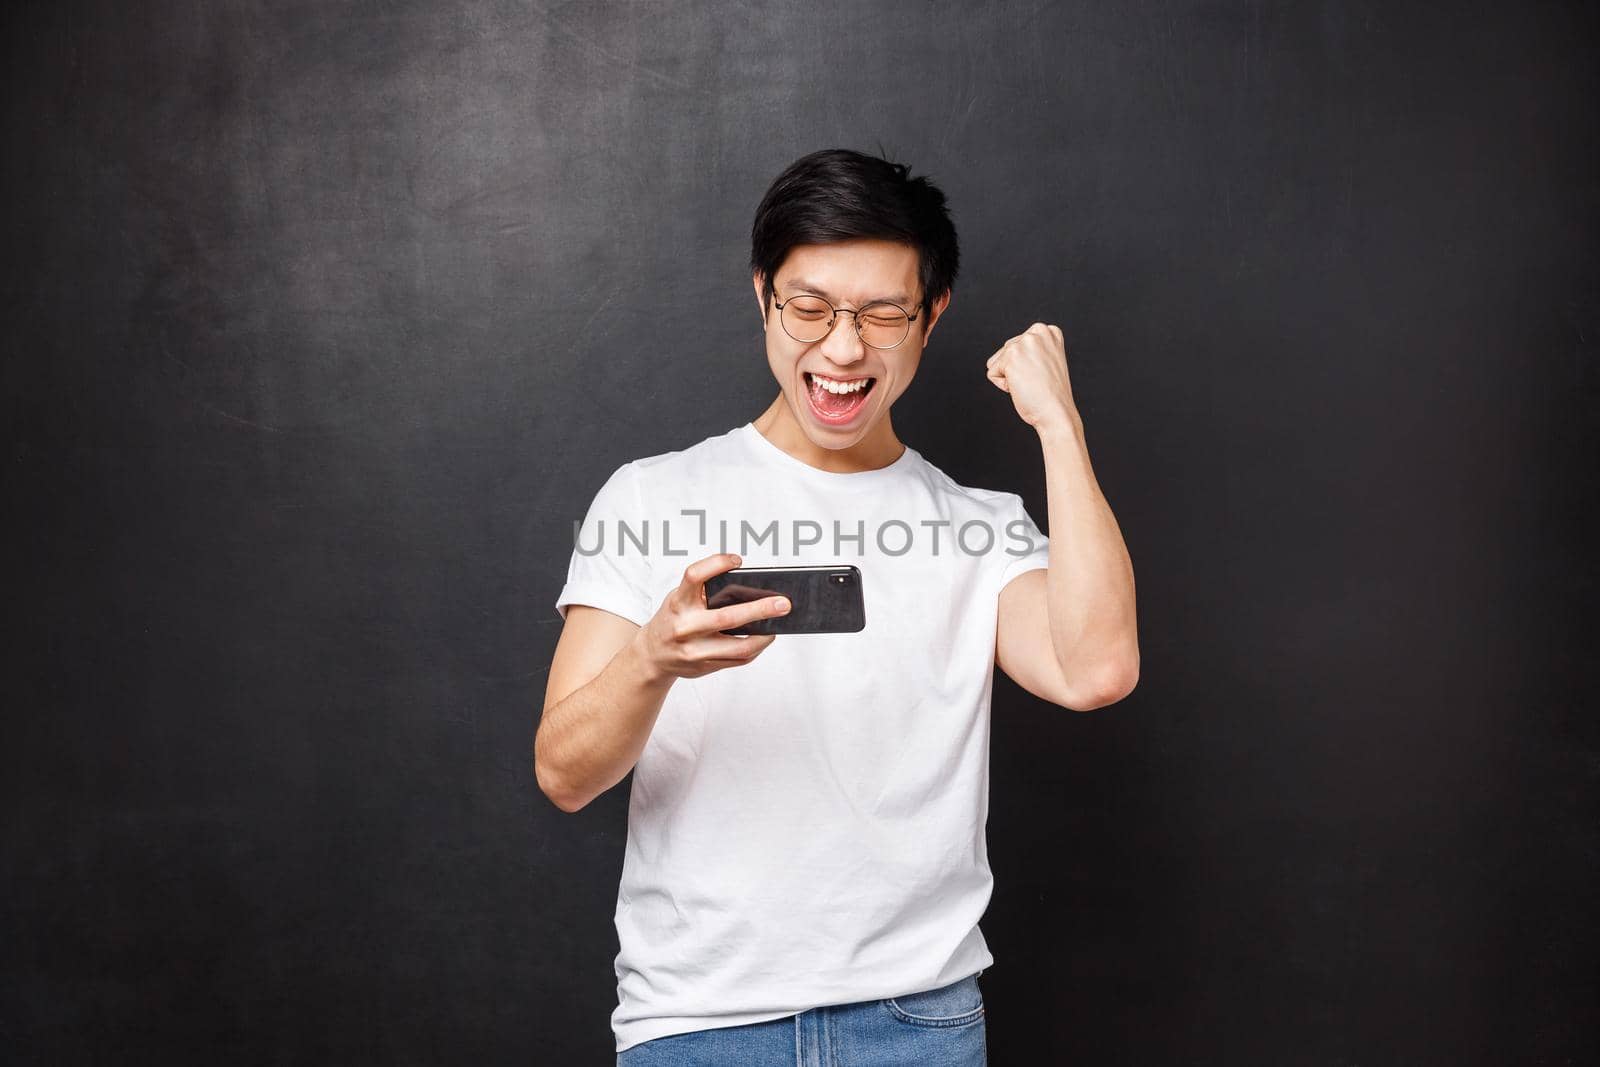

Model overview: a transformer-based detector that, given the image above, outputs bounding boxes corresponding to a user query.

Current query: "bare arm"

[535,609,674,812]
[987,323,1139,710]
[535,552,791,813]
[995,417,1140,711]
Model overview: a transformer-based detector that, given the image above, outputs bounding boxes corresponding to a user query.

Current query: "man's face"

[753,238,949,451]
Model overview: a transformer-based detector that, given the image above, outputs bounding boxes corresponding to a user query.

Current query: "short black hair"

[749,148,960,324]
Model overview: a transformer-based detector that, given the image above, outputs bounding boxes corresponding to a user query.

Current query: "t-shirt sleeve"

[997,492,1051,590]
[554,462,657,627]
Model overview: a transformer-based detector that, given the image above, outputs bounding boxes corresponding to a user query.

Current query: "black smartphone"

[703,564,866,636]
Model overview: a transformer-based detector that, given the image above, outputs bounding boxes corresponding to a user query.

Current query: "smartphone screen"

[703,565,866,636]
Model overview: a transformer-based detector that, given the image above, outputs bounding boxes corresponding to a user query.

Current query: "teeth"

[809,373,871,395]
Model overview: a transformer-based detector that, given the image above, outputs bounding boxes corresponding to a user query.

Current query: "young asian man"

[537,148,1139,1065]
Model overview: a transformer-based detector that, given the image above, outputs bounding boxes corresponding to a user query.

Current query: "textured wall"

[4,2,1596,1063]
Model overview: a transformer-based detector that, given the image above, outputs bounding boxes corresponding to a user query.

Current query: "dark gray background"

[5,2,1596,1064]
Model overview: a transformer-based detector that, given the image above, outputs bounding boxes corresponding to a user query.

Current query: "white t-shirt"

[554,422,1050,1054]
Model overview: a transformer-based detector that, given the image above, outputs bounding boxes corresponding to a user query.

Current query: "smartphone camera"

[832,572,854,585]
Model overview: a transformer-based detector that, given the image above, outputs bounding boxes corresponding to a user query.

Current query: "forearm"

[1038,415,1140,693]
[535,635,677,813]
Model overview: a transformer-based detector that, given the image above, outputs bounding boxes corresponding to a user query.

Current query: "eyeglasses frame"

[771,291,923,350]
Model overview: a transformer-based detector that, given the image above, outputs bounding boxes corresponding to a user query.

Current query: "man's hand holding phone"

[636,553,790,680]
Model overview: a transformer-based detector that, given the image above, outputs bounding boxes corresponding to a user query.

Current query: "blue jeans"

[616,972,986,1066]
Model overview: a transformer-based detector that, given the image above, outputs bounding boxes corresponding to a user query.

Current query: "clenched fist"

[985,322,1081,436]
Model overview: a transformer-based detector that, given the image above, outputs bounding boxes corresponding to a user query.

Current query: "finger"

[688,552,742,583]
[721,632,778,655]
[698,646,773,671]
[678,553,742,604]
[698,632,778,663]
[1047,324,1064,346]
[701,593,791,635]
[698,658,751,672]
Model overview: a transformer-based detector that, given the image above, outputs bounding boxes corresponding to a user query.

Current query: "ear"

[752,272,769,322]
[920,289,953,345]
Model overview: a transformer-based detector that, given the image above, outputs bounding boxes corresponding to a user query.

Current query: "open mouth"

[803,371,877,423]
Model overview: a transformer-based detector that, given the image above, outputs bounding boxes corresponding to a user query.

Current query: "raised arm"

[987,323,1140,710]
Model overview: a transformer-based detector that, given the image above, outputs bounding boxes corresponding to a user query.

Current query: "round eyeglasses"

[772,292,921,350]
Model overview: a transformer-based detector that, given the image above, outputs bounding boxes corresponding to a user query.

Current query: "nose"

[817,310,866,367]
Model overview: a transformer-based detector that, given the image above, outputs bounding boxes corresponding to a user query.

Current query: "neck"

[752,394,905,474]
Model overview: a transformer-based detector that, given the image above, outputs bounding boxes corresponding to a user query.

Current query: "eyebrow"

[782,278,914,308]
